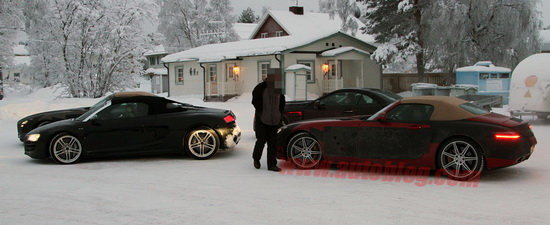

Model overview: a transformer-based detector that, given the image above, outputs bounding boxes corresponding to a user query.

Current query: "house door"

[225,64,239,95]
[208,64,218,95]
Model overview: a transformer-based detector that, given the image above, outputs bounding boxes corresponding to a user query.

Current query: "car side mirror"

[313,101,325,110]
[377,112,388,122]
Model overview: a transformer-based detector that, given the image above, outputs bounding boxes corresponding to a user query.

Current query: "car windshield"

[371,89,403,102]
[459,103,489,115]
[75,95,113,121]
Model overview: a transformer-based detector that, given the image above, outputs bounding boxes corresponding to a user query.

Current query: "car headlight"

[27,134,41,142]
[20,120,28,127]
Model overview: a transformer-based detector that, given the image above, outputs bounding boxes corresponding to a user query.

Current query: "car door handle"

[407,125,430,130]
[344,110,354,113]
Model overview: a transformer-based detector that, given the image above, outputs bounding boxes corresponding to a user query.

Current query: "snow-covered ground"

[1,87,550,224]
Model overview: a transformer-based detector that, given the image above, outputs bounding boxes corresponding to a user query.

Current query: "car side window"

[355,93,376,105]
[386,104,434,121]
[320,92,356,107]
[96,103,149,120]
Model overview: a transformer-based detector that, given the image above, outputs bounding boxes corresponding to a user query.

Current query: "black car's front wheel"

[49,133,84,164]
[287,133,322,169]
[437,138,484,181]
[185,128,219,160]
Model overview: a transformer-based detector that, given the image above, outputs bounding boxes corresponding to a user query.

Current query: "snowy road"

[1,93,550,224]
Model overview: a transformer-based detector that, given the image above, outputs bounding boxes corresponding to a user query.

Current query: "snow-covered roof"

[13,45,29,56]
[162,31,367,63]
[321,47,370,57]
[285,64,311,72]
[144,45,168,56]
[233,23,257,40]
[145,67,168,75]
[250,10,375,44]
[541,30,550,51]
[456,61,511,73]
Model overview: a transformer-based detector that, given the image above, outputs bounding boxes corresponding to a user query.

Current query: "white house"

[161,6,381,101]
[541,29,550,53]
[1,45,32,85]
[144,45,169,94]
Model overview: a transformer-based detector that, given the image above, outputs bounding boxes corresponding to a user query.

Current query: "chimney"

[289,6,304,15]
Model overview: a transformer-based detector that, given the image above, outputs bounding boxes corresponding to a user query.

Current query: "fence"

[382,73,454,93]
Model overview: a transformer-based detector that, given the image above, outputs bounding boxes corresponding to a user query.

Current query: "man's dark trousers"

[253,119,278,168]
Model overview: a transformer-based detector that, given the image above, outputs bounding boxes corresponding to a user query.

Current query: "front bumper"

[24,139,49,159]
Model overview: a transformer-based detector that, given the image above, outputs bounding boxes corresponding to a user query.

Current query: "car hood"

[19,107,90,122]
[27,119,79,135]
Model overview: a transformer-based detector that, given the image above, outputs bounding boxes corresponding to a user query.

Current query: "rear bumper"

[485,136,537,169]
[218,125,241,150]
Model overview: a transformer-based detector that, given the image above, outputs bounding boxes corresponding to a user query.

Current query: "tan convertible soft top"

[113,91,156,98]
[401,96,478,121]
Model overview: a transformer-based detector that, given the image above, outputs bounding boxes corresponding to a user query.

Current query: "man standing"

[252,72,285,171]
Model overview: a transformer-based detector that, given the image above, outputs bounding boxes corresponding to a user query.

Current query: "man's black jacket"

[252,81,285,118]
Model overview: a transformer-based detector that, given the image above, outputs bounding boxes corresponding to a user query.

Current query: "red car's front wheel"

[287,133,322,169]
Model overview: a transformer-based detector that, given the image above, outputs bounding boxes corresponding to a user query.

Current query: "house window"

[480,73,489,80]
[500,73,510,79]
[208,64,217,82]
[149,56,158,66]
[297,60,315,83]
[275,31,283,37]
[226,64,238,81]
[176,66,184,85]
[258,61,271,82]
[14,73,20,82]
[260,33,268,38]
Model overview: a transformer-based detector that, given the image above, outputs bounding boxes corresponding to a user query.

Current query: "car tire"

[49,133,84,164]
[437,138,484,181]
[287,132,322,169]
[185,127,219,160]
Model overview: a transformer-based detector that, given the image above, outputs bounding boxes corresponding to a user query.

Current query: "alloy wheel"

[52,135,82,164]
[440,140,481,179]
[187,130,218,159]
[289,134,322,169]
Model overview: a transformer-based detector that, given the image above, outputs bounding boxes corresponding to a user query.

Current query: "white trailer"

[509,53,550,119]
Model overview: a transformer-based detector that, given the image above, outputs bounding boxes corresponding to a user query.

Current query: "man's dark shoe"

[268,166,281,172]
[254,160,261,169]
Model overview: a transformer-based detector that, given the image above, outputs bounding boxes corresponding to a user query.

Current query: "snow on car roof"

[401,96,477,121]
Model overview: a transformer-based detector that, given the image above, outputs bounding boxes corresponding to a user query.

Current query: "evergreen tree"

[237,7,257,23]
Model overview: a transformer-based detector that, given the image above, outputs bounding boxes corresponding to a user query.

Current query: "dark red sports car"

[276,96,537,180]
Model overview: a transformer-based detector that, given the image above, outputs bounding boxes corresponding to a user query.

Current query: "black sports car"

[276,96,537,180]
[283,88,401,124]
[17,107,90,141]
[23,92,241,164]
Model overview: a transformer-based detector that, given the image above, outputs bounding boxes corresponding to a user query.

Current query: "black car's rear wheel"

[185,128,219,160]
[287,133,322,169]
[437,138,484,181]
[49,133,84,164]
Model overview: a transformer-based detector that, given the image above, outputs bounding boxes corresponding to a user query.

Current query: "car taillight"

[494,132,521,140]
[529,125,533,129]
[287,111,303,116]
[223,115,235,123]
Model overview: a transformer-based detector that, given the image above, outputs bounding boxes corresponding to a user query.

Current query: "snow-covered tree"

[0,0,23,69]
[157,0,238,52]
[26,0,153,97]
[237,7,258,23]
[319,0,361,35]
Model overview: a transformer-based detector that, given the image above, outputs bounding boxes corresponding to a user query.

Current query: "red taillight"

[529,125,533,129]
[223,115,235,123]
[287,111,303,116]
[494,132,521,140]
